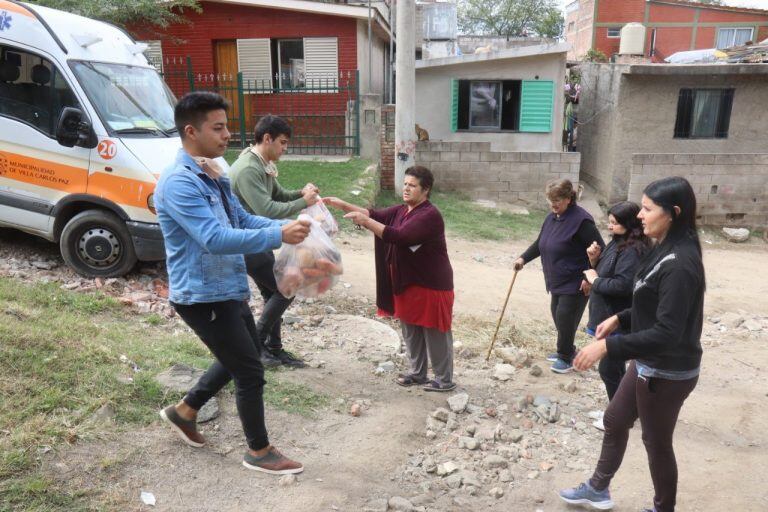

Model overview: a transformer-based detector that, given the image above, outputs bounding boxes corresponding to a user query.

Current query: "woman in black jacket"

[559,177,705,512]
[582,201,650,429]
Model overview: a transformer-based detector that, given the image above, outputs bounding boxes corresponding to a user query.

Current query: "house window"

[607,27,622,38]
[138,40,163,73]
[716,27,753,49]
[674,89,734,139]
[275,39,304,88]
[568,21,575,32]
[454,80,521,131]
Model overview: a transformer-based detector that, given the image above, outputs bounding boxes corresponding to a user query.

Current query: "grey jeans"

[401,322,454,385]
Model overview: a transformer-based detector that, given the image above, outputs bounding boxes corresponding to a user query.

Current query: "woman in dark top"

[582,201,650,429]
[560,177,705,512]
[323,166,456,392]
[513,179,604,374]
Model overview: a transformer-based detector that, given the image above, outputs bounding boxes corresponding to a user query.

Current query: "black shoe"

[260,350,282,368]
[271,349,306,368]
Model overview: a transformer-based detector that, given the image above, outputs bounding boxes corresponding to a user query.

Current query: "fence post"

[237,72,247,149]
[354,70,360,156]
[186,56,194,92]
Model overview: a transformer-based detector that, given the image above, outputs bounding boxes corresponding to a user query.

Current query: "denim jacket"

[156,149,284,304]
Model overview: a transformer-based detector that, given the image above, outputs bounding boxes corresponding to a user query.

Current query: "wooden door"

[214,40,252,141]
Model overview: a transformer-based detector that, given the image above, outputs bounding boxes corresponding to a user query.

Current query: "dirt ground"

[14,227,768,511]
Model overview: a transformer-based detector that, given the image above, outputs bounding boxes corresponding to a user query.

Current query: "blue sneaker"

[551,358,574,374]
[559,482,614,510]
[546,352,559,362]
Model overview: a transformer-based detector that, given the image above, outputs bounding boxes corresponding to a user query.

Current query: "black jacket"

[587,239,643,332]
[607,235,705,372]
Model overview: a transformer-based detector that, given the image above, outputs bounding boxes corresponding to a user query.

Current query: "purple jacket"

[369,201,453,314]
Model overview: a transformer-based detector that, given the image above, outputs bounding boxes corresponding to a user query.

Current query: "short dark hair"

[254,115,292,144]
[174,91,229,139]
[405,166,434,197]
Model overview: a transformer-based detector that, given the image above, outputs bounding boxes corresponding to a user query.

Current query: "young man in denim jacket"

[156,91,309,474]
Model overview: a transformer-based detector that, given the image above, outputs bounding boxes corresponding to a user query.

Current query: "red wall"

[592,0,768,61]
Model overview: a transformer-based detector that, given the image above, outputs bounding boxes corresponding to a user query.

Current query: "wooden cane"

[486,269,519,361]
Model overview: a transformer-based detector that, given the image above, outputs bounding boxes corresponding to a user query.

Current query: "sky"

[556,0,768,10]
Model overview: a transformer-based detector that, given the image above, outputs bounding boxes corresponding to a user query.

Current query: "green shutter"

[450,79,459,132]
[520,80,554,133]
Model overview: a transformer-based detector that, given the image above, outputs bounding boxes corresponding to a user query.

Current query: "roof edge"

[416,41,570,69]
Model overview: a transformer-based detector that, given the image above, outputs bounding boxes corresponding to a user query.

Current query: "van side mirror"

[56,107,98,149]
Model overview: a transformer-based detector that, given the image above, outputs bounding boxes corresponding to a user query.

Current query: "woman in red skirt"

[324,166,456,392]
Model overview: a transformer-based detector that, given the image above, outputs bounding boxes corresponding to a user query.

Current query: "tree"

[27,0,201,28]
[457,0,564,39]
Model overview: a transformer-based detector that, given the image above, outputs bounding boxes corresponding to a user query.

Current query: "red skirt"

[378,285,454,332]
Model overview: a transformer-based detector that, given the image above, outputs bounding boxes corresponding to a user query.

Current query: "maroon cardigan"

[369,201,454,314]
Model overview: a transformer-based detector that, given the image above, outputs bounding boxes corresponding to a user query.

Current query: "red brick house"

[128,0,392,154]
[565,0,768,62]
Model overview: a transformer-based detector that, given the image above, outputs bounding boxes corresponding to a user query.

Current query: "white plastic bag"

[301,196,338,238]
[274,214,343,299]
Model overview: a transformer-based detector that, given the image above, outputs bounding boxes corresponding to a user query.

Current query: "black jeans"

[172,300,269,451]
[549,293,588,363]
[599,356,627,400]
[245,251,294,351]
[590,362,698,512]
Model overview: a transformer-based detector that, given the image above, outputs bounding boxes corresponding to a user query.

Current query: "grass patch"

[0,276,329,510]
[376,190,546,241]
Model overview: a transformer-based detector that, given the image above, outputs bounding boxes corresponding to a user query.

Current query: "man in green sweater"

[229,115,319,368]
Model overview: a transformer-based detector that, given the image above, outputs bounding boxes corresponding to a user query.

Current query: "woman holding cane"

[559,177,705,512]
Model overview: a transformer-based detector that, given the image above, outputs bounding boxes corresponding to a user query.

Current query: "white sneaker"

[592,417,605,431]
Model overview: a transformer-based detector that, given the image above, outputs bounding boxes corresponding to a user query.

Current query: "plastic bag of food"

[274,214,344,299]
[301,196,338,238]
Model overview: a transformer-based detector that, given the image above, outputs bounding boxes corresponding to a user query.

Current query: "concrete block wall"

[628,153,768,227]
[414,141,581,202]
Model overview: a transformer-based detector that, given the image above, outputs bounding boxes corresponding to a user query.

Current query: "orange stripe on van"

[88,172,155,209]
[0,1,36,18]
[0,151,87,192]
[0,150,155,210]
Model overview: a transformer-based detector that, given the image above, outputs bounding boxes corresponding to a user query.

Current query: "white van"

[0,1,201,277]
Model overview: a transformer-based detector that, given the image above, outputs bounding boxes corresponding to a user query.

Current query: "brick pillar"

[379,104,395,190]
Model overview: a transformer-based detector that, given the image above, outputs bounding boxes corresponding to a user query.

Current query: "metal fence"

[154,56,360,155]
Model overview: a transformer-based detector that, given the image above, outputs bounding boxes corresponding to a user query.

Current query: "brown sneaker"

[242,446,304,475]
[159,405,205,448]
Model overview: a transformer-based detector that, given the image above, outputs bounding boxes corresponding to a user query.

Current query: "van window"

[70,61,176,137]
[0,45,80,136]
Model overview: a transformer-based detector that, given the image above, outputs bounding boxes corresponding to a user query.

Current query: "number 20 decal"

[97,140,117,160]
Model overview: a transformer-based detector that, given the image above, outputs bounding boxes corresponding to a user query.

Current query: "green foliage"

[27,0,201,28]
[457,0,564,38]
[585,48,609,62]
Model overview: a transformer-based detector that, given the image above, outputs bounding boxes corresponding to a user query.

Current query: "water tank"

[422,2,458,41]
[619,23,646,55]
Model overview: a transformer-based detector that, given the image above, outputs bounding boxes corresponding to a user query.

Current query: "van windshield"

[70,61,176,136]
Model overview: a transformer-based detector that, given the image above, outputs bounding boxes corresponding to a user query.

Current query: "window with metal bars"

[673,88,734,139]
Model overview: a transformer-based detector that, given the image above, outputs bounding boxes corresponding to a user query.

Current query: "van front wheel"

[60,210,138,278]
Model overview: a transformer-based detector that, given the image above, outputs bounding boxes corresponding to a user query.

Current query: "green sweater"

[229,150,306,219]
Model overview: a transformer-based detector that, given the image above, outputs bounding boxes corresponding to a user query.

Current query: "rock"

[156,364,205,393]
[743,319,762,332]
[350,403,362,417]
[425,430,437,440]
[532,396,551,408]
[409,494,434,507]
[447,393,469,413]
[461,471,482,488]
[444,473,463,489]
[426,416,445,432]
[540,462,554,472]
[489,487,504,499]
[377,361,395,373]
[547,404,561,423]
[278,474,297,487]
[90,404,115,424]
[283,313,302,325]
[498,470,514,482]
[436,461,459,476]
[493,364,516,381]
[465,425,477,436]
[445,417,459,431]
[513,396,528,412]
[423,458,437,473]
[31,260,56,270]
[136,302,151,314]
[431,408,450,422]
[362,498,388,512]
[483,455,508,469]
[495,347,530,367]
[458,436,480,450]
[197,397,219,423]
[527,470,540,479]
[387,496,414,512]
[721,312,745,329]
[529,365,543,377]
[474,428,495,442]
[722,227,749,243]
[472,254,485,263]
[485,407,497,417]
[508,431,524,443]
